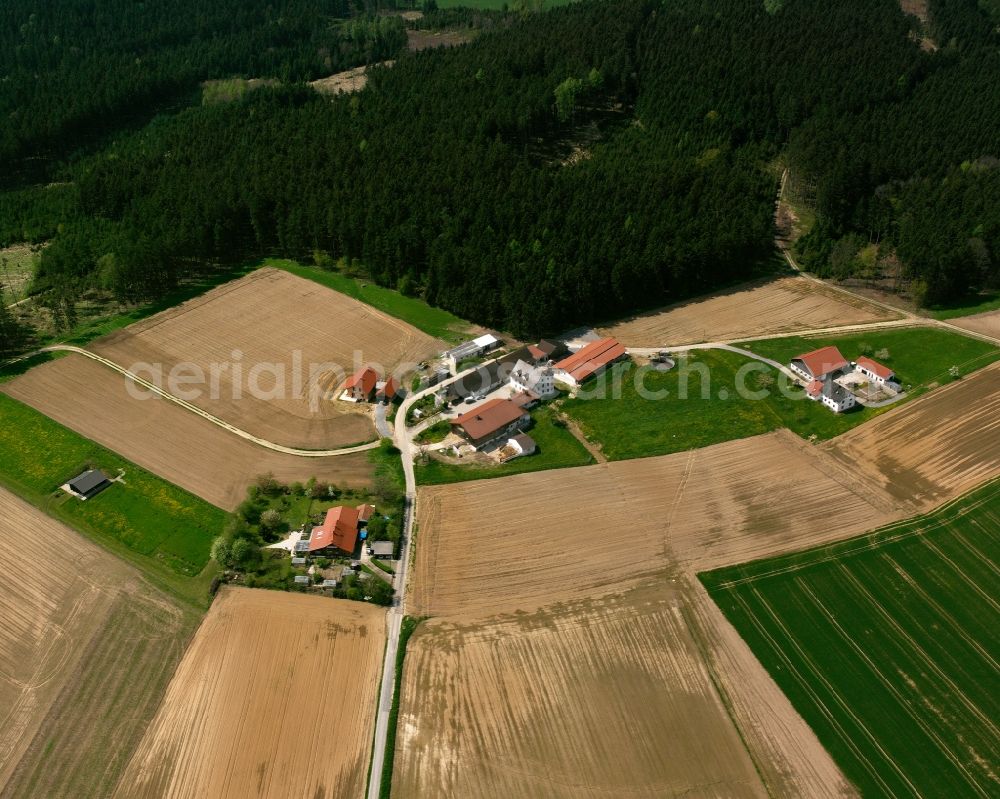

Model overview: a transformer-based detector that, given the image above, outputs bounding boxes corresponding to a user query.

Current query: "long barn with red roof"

[553,337,628,386]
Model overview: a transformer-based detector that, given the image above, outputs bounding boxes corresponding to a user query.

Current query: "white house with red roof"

[855,356,899,388]
[789,346,849,382]
[342,366,379,402]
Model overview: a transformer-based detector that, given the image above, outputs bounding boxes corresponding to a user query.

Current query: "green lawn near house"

[415,406,594,484]
[0,393,226,605]
[562,328,1000,460]
[739,326,999,389]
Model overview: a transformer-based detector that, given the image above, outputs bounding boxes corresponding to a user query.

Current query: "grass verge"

[379,615,424,799]
[0,393,225,606]
[700,477,1000,799]
[268,258,472,343]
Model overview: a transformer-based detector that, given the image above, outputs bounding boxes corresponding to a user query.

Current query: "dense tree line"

[0,0,407,181]
[4,0,1000,341]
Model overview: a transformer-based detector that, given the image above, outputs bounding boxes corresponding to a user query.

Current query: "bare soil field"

[90,267,442,448]
[114,588,385,799]
[949,308,1000,342]
[824,361,1000,510]
[0,486,194,798]
[410,429,901,618]
[600,275,898,346]
[3,354,373,510]
[395,583,773,799]
[311,63,393,95]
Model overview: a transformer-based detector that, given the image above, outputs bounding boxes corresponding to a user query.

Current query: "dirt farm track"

[113,588,385,799]
[2,354,374,510]
[0,486,194,799]
[90,268,442,449]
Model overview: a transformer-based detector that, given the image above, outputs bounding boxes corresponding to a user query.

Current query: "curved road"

[36,345,382,458]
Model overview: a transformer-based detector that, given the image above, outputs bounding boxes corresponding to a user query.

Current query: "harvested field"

[949,308,1000,342]
[90,267,442,448]
[0,486,194,798]
[600,275,898,346]
[394,583,776,799]
[825,361,1000,511]
[411,429,903,618]
[114,588,385,799]
[3,354,373,510]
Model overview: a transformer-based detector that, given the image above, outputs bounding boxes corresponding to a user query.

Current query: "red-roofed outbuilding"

[553,337,627,386]
[856,356,896,384]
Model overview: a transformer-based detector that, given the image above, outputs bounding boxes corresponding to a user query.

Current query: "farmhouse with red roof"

[306,505,363,555]
[451,396,531,448]
[789,346,849,382]
[553,337,628,386]
[342,366,379,402]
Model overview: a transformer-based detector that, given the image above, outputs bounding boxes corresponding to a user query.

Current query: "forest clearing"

[89,267,442,448]
[113,588,385,799]
[3,353,375,510]
[0,486,196,799]
[702,477,1000,798]
[600,275,898,346]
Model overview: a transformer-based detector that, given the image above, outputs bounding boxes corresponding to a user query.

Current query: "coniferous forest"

[1,0,999,341]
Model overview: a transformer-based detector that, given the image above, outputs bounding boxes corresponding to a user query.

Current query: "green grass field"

[561,328,1000,460]
[741,326,1000,388]
[415,406,594,484]
[0,393,225,605]
[561,351,782,460]
[701,478,1000,798]
[269,259,472,343]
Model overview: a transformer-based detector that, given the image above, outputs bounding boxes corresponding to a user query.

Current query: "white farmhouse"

[509,360,556,398]
[855,356,900,389]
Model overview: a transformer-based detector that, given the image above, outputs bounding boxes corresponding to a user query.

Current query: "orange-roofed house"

[342,366,379,402]
[450,397,530,449]
[553,337,628,386]
[305,505,365,555]
[789,346,849,382]
[376,376,399,404]
[855,356,899,387]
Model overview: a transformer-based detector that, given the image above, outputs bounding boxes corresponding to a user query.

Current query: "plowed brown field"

[90,268,442,448]
[949,309,1000,342]
[410,429,899,618]
[394,583,773,799]
[0,486,194,798]
[3,354,373,510]
[114,588,385,799]
[600,275,897,346]
[824,360,1000,510]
